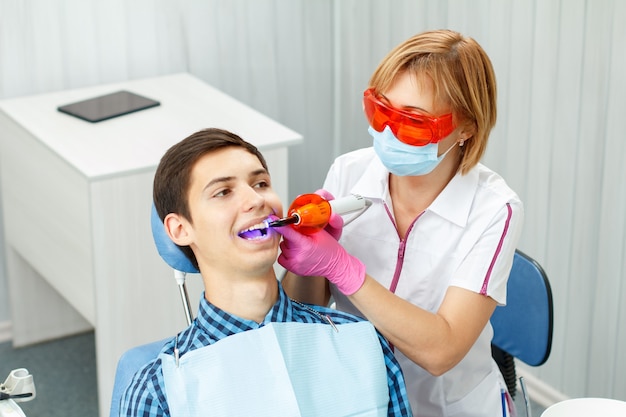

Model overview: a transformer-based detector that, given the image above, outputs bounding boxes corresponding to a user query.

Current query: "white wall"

[1,0,625,404]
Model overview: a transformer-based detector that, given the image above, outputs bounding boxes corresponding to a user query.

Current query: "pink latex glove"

[314,189,343,241]
[277,223,366,295]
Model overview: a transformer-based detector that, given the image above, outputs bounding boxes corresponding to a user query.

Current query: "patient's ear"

[164,213,193,246]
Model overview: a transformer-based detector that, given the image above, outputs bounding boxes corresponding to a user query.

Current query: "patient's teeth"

[247,221,269,232]
[238,220,270,239]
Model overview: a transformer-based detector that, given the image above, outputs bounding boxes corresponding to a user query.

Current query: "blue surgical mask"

[369,125,457,176]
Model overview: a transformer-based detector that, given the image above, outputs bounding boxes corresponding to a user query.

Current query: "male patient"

[120,128,411,417]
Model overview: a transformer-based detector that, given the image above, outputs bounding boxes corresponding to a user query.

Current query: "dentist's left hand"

[276,224,365,295]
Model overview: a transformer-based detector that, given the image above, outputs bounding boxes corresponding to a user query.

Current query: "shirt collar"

[349,151,478,228]
[428,167,478,227]
[194,283,295,338]
[351,154,388,199]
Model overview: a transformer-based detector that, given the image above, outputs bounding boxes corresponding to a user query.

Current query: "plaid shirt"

[120,285,412,416]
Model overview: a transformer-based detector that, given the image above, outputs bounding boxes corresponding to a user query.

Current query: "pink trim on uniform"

[385,202,423,294]
[480,203,513,295]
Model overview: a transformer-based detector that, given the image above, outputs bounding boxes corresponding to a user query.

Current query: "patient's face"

[184,146,283,275]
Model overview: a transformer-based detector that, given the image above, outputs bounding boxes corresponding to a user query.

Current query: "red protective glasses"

[363,88,456,146]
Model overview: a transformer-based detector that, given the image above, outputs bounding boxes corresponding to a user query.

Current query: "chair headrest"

[150,204,200,273]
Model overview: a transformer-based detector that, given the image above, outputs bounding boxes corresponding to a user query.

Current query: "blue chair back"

[491,249,553,366]
[109,338,169,417]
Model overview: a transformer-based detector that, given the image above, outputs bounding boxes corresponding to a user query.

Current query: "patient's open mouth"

[238,220,271,240]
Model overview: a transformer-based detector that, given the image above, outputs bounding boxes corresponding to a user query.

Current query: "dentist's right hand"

[313,189,343,241]
[276,224,366,296]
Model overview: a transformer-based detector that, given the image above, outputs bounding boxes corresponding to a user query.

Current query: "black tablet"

[57,90,160,123]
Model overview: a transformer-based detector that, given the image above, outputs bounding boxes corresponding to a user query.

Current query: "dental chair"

[109,205,199,417]
[490,249,554,417]
[1,369,36,417]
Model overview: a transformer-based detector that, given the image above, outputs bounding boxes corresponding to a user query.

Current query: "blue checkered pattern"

[120,284,412,416]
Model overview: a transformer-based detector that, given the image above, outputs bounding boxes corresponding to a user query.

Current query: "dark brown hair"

[153,128,268,267]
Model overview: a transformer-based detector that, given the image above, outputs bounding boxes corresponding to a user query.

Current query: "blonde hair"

[368,29,497,174]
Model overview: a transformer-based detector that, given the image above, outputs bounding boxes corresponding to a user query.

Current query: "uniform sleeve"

[376,332,413,417]
[323,158,343,197]
[451,198,524,305]
[322,148,375,199]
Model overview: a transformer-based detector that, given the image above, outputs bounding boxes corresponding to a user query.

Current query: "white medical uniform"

[324,147,524,417]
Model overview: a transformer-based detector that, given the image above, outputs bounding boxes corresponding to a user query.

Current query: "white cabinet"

[0,73,302,417]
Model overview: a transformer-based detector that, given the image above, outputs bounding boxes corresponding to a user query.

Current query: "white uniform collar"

[350,154,388,200]
[350,153,479,228]
[429,167,478,228]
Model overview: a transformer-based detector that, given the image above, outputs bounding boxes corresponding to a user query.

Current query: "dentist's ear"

[461,121,477,140]
[458,129,474,147]
[164,213,193,246]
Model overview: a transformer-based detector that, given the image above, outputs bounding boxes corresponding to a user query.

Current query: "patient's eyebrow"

[202,168,269,192]
[249,168,270,179]
[203,176,234,192]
